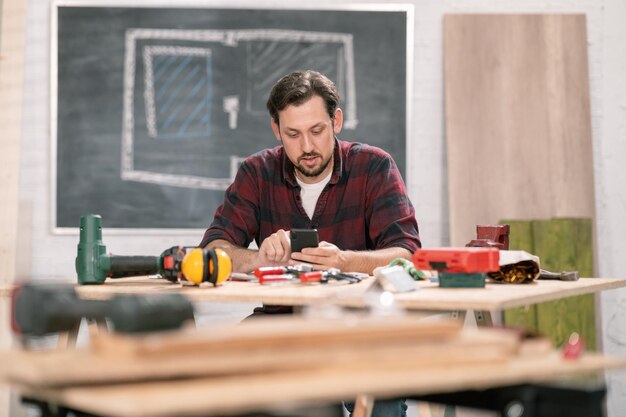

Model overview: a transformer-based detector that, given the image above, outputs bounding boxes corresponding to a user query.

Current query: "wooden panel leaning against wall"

[0,1,28,417]
[444,14,596,349]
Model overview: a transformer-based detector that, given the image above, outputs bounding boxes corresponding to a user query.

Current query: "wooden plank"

[9,275,622,314]
[0,0,26,287]
[73,276,377,304]
[0,285,12,299]
[533,218,594,276]
[0,0,27,409]
[389,278,624,312]
[66,276,626,312]
[3,317,537,389]
[533,218,596,349]
[3,327,522,388]
[90,315,462,357]
[444,14,595,247]
[14,352,626,417]
[501,219,596,350]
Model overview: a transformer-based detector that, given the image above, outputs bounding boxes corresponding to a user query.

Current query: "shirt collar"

[282,138,343,187]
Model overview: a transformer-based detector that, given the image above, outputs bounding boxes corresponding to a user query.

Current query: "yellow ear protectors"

[181,247,232,285]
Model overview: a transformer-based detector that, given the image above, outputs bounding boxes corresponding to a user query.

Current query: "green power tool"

[75,214,231,285]
[12,283,195,336]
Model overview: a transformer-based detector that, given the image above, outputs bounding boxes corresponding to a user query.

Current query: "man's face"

[271,95,343,184]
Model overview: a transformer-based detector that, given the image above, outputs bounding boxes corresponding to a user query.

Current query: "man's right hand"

[207,236,290,273]
[258,229,291,264]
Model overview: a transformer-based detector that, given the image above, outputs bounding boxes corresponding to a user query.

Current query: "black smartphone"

[290,229,319,252]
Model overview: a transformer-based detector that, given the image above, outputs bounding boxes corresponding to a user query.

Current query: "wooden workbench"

[4,279,626,416]
[70,276,626,312]
[5,277,626,313]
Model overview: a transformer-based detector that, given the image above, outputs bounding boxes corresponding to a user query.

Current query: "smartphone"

[290,229,319,253]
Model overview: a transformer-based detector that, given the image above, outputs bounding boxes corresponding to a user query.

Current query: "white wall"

[19,0,626,414]
[597,0,626,415]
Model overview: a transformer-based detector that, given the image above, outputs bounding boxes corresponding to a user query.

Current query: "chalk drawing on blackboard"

[121,28,357,191]
[223,95,239,129]
[143,46,213,140]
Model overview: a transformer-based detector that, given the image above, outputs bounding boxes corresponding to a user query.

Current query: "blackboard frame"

[50,1,414,234]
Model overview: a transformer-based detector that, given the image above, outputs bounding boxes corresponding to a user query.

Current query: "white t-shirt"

[295,171,332,219]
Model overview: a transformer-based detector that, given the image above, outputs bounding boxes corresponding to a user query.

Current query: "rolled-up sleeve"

[199,160,260,248]
[365,153,421,253]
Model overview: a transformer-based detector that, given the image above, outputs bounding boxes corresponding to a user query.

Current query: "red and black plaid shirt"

[200,139,420,253]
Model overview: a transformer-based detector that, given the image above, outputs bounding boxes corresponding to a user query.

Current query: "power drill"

[75,214,231,285]
[11,282,194,337]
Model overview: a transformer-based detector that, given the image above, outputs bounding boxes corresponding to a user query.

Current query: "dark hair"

[266,70,340,125]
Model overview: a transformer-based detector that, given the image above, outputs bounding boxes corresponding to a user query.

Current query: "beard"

[295,152,333,178]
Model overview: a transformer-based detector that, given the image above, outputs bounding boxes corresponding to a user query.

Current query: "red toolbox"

[413,247,500,273]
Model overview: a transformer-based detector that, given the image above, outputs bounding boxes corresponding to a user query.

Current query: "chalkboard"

[52,3,411,230]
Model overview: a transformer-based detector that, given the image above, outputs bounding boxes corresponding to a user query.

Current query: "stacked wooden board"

[3,316,517,387]
[2,314,623,417]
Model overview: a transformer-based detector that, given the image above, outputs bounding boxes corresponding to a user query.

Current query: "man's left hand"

[290,241,348,270]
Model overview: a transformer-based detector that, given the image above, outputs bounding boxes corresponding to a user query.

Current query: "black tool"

[539,269,580,281]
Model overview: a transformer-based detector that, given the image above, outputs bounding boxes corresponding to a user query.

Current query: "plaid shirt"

[200,139,421,253]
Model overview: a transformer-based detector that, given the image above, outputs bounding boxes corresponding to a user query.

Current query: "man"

[201,70,420,273]
[200,70,419,417]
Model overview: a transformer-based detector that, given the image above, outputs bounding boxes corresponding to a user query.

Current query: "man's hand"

[207,233,291,273]
[291,243,413,275]
[258,229,291,264]
[290,241,347,270]
[210,234,413,275]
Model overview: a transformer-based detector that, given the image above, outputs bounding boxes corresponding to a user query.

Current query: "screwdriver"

[255,266,323,285]
[259,274,298,285]
[253,265,314,279]
[253,265,361,285]
[299,271,326,283]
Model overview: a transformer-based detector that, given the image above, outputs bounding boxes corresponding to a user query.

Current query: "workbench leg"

[352,394,374,417]
[473,311,493,327]
[443,405,456,417]
[87,318,108,337]
[416,402,453,417]
[22,397,98,417]
[56,321,81,349]
[450,310,466,323]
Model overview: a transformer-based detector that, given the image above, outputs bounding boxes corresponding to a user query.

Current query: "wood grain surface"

[5,276,626,314]
[69,276,626,312]
[444,14,595,246]
[2,318,527,387]
[12,352,625,417]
